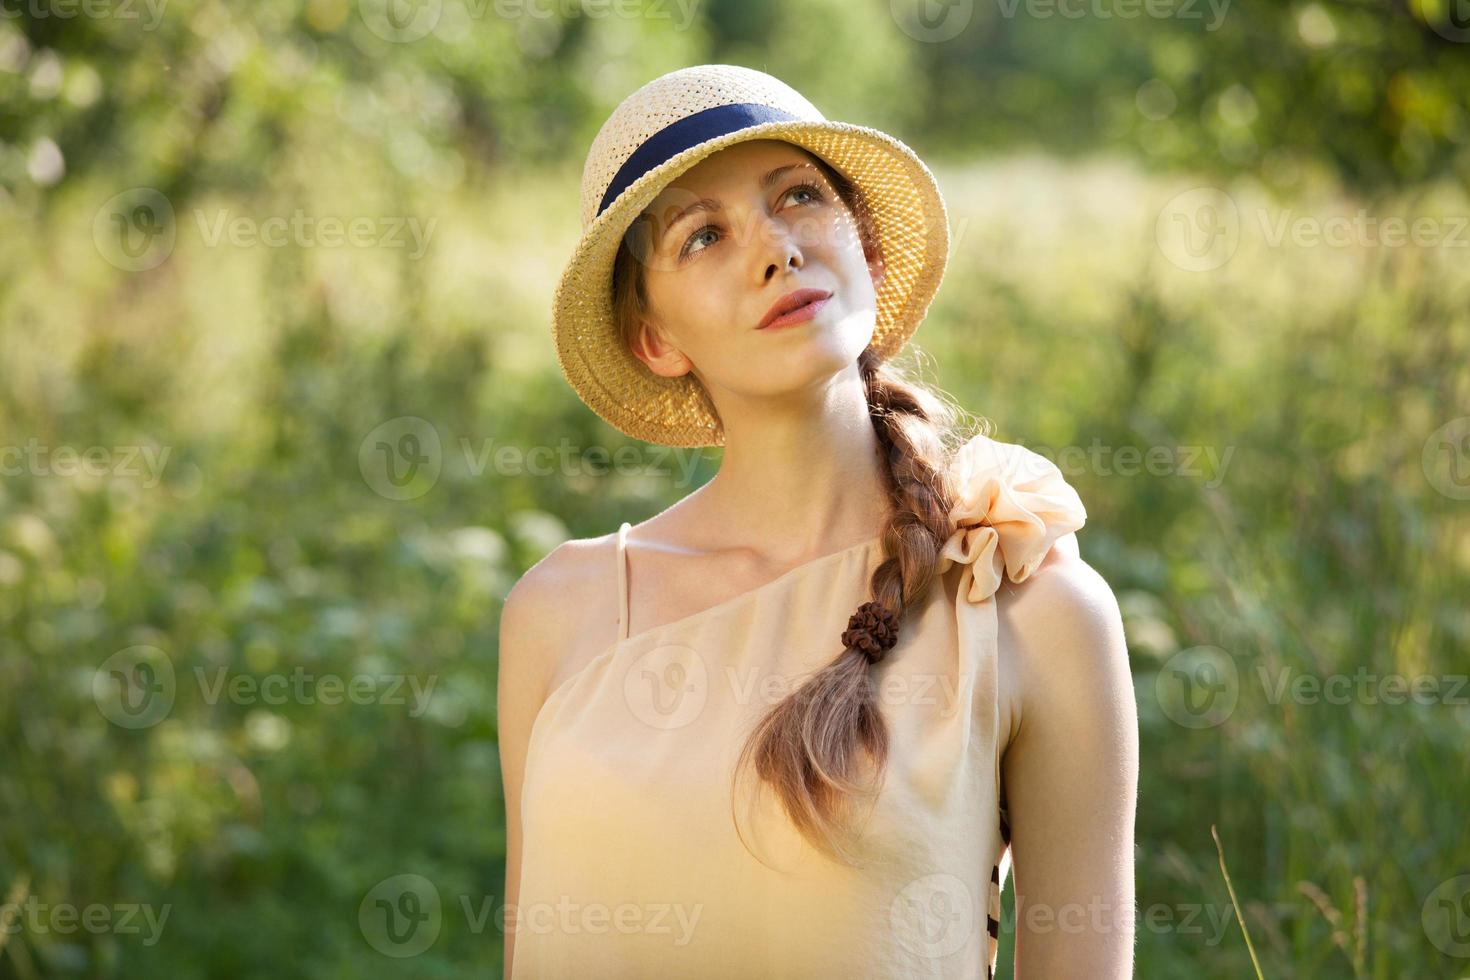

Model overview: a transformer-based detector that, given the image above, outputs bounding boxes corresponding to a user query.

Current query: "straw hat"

[551,64,950,448]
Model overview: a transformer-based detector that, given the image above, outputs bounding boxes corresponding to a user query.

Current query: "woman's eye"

[677,183,825,262]
[679,225,720,261]
[787,182,824,206]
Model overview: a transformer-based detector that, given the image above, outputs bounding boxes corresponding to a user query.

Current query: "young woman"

[498,65,1138,979]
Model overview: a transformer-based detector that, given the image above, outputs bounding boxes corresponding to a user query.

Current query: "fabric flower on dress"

[937,433,1088,603]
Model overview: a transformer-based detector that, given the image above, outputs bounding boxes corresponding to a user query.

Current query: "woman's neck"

[697,374,891,560]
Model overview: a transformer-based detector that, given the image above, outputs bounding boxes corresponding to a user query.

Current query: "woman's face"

[625,139,885,402]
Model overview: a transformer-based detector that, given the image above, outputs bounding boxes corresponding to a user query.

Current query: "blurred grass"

[4,95,1470,980]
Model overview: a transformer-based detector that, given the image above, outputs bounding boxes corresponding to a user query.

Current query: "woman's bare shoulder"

[995,542,1130,718]
[499,529,623,700]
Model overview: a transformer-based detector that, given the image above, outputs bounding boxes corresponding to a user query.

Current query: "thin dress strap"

[614,521,632,642]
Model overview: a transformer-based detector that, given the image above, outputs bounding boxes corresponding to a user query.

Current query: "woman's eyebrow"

[655,162,823,244]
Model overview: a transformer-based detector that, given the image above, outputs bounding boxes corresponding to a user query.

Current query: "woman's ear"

[867,252,887,293]
[629,316,694,380]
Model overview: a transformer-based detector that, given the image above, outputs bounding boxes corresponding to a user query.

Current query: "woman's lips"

[758,291,833,330]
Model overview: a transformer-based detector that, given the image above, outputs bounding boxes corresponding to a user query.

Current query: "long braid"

[730,346,965,867]
[604,137,971,866]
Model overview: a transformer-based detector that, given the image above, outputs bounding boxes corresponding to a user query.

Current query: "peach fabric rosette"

[937,433,1088,603]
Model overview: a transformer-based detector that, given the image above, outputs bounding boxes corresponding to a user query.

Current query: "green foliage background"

[2,0,1468,976]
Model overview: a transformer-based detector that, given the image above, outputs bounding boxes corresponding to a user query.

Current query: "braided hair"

[611,144,971,866]
[728,345,967,867]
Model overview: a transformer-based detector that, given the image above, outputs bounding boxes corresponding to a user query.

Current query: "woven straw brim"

[552,120,950,448]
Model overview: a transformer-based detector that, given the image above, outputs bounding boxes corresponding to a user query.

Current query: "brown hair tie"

[842,600,900,665]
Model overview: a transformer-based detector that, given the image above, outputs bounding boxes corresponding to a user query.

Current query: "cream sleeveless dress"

[513,433,1087,979]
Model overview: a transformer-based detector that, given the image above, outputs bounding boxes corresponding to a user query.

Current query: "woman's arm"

[496,557,565,980]
[999,548,1138,978]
